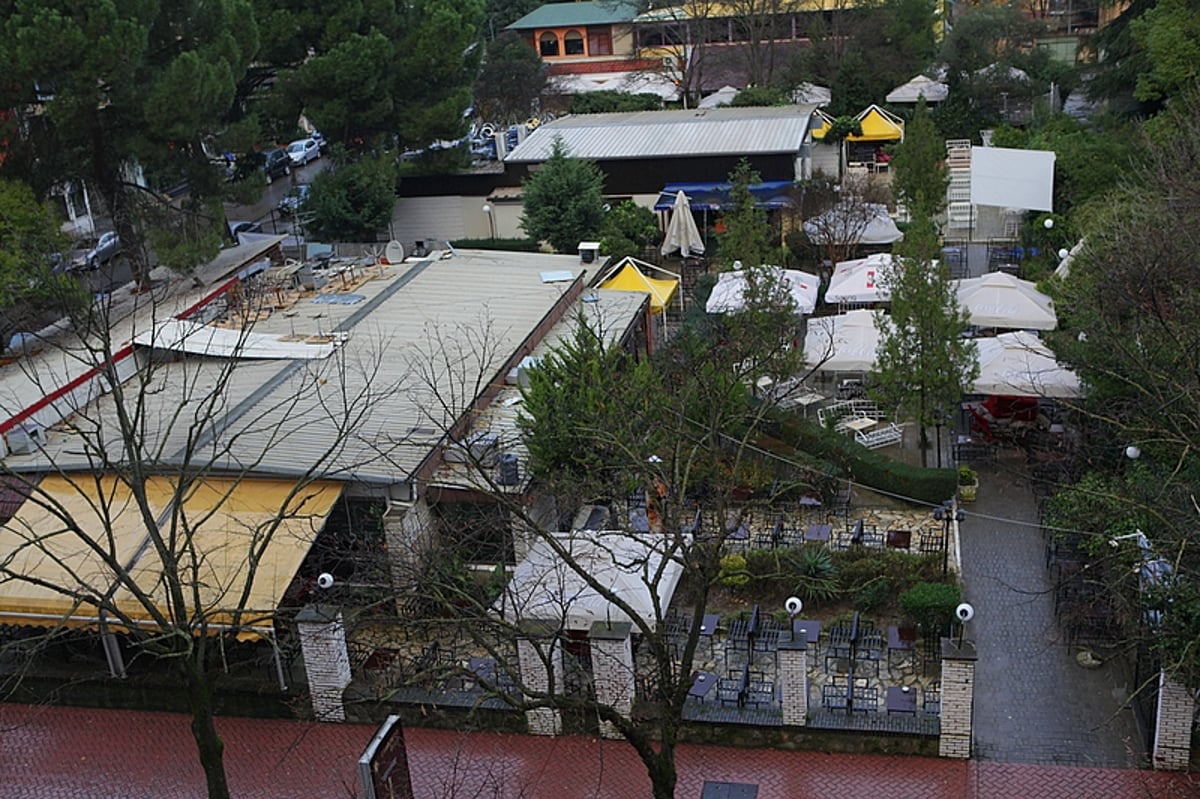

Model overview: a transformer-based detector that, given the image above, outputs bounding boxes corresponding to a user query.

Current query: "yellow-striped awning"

[599,262,678,313]
[0,474,342,640]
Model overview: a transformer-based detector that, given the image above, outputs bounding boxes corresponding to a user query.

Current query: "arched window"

[563,29,585,55]
[539,31,560,57]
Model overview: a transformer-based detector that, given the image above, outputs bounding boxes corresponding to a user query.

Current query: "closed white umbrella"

[955,272,1057,330]
[973,331,1081,397]
[706,268,819,315]
[803,309,881,372]
[661,190,706,258]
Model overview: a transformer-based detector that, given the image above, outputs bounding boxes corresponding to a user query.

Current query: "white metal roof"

[505,105,819,163]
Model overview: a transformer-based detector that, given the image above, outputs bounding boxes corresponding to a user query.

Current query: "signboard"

[358,715,414,799]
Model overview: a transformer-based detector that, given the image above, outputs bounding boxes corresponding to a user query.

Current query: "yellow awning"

[599,263,678,313]
[811,105,905,142]
[0,475,342,640]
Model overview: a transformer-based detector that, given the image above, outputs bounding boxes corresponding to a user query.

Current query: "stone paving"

[4,703,1198,799]
[960,451,1144,767]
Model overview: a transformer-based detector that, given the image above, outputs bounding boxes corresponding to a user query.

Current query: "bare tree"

[799,172,894,269]
[0,262,402,798]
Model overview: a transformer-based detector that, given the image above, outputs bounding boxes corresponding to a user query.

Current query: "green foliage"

[0,179,87,331]
[304,154,397,241]
[899,582,961,633]
[567,91,663,114]
[957,465,976,487]
[718,160,781,270]
[474,31,547,123]
[719,553,750,588]
[730,86,790,107]
[871,216,978,466]
[889,99,947,220]
[821,117,864,146]
[789,546,838,602]
[448,237,540,251]
[520,138,606,253]
[599,201,658,262]
[1130,0,1200,103]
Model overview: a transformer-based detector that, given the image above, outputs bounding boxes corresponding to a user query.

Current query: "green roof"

[507,0,642,30]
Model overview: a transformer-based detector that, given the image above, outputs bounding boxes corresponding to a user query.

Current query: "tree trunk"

[184,660,231,799]
[647,743,678,799]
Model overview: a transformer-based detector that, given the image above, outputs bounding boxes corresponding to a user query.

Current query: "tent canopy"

[803,309,882,372]
[954,272,1057,330]
[706,267,819,315]
[973,331,1081,398]
[599,259,679,313]
[804,203,904,246]
[0,474,342,639]
[812,105,905,142]
[886,74,949,104]
[499,530,685,632]
[654,181,796,212]
[825,253,902,304]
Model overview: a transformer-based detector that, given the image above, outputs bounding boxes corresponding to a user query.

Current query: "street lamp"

[481,202,496,240]
[933,500,965,576]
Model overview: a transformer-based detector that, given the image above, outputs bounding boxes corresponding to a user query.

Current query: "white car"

[286,138,320,166]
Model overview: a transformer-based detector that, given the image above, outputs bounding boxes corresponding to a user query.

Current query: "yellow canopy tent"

[812,105,906,143]
[598,258,679,314]
[0,474,342,641]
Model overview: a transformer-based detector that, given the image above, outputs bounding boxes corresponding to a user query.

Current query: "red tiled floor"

[2,704,1198,798]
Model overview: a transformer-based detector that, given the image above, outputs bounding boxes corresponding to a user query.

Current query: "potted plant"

[958,465,979,502]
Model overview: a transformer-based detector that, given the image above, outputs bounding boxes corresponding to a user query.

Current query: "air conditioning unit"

[506,355,541,386]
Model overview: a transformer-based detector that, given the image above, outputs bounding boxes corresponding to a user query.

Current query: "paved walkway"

[960,453,1144,766]
[3,704,1197,798]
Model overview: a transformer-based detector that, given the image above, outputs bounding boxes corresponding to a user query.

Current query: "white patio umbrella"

[886,74,949,104]
[706,267,819,315]
[803,309,882,372]
[972,331,1081,398]
[804,203,904,246]
[954,272,1057,330]
[824,253,899,305]
[661,190,706,258]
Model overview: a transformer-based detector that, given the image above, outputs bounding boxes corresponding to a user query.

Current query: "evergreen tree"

[520,138,606,253]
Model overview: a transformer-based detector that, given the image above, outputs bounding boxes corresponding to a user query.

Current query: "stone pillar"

[517,627,563,736]
[297,604,352,723]
[939,638,977,759]
[777,634,809,726]
[383,499,436,614]
[1153,672,1195,770]
[589,622,634,739]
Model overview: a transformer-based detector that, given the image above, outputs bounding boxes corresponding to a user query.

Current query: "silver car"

[69,231,121,271]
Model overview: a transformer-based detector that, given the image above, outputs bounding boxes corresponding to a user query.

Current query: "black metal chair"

[924,683,941,716]
[822,682,849,711]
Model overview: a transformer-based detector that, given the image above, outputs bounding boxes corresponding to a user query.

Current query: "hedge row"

[448,237,541,252]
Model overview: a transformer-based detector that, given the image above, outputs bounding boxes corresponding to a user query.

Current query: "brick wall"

[590,622,634,740]
[1153,672,1195,770]
[297,606,352,723]
[517,635,563,736]
[777,639,809,726]
[938,639,976,759]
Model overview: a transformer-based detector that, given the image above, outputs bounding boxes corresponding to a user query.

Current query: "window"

[587,27,612,55]
[564,29,585,55]
[539,31,560,56]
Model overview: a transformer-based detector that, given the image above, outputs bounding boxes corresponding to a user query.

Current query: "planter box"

[959,479,978,502]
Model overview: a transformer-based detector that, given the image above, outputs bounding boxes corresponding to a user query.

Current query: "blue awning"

[654,181,797,212]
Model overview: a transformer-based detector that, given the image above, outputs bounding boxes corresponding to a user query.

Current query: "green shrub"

[742,548,782,590]
[719,553,750,588]
[790,546,838,602]
[899,582,961,633]
[855,579,893,612]
[448,237,540,251]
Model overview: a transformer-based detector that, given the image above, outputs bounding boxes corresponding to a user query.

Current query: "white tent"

[804,203,904,246]
[973,331,1081,398]
[886,74,949,104]
[954,272,1057,330]
[499,530,685,632]
[706,267,819,315]
[803,309,882,372]
[824,253,901,305]
[661,190,706,258]
[698,85,740,108]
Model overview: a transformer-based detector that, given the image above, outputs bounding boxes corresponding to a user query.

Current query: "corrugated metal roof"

[507,0,641,29]
[504,105,818,162]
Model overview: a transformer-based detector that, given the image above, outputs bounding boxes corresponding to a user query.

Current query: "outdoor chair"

[917,529,945,556]
[717,678,742,707]
[747,681,775,708]
[821,682,849,711]
[853,686,880,713]
[924,683,941,716]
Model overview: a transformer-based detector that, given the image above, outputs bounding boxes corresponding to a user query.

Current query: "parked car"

[263,147,291,182]
[277,183,311,216]
[286,138,320,167]
[69,231,121,271]
[228,220,263,243]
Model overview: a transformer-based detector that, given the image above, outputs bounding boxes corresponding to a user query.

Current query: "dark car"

[262,147,291,183]
[277,183,311,216]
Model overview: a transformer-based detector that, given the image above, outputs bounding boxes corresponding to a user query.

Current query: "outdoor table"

[887,625,916,668]
[886,529,912,550]
[697,613,720,637]
[886,685,917,715]
[804,523,832,543]
[843,416,876,433]
[468,657,497,682]
[688,671,718,702]
[700,781,759,799]
[791,619,821,646]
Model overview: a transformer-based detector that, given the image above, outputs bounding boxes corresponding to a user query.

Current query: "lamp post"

[933,500,965,576]
[481,202,496,241]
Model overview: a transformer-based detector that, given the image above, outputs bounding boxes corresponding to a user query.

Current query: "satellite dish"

[316,573,335,590]
[785,596,803,618]
[383,240,405,265]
